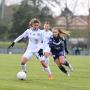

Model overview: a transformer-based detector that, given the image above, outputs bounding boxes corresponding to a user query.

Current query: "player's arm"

[8,30,28,48]
[48,37,55,53]
[48,37,54,48]
[64,39,69,54]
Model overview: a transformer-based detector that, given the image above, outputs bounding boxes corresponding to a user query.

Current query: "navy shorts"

[52,50,64,60]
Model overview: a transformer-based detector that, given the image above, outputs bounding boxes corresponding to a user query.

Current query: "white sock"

[44,67,52,75]
[41,56,52,75]
[21,64,26,72]
[45,58,49,65]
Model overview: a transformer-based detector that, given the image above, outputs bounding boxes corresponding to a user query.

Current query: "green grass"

[0,54,90,90]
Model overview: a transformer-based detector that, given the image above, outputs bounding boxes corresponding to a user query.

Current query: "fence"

[0,47,90,55]
[0,47,26,54]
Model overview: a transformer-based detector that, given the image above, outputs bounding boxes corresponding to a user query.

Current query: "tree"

[61,7,73,29]
[9,0,54,39]
[0,22,8,40]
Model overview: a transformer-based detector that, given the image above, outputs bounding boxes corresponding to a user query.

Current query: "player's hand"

[8,42,15,48]
[38,49,43,56]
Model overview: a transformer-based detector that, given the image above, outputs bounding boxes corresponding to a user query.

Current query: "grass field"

[0,54,90,90]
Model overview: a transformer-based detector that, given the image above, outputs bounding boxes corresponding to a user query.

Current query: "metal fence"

[0,47,90,55]
[70,49,90,55]
[0,48,26,54]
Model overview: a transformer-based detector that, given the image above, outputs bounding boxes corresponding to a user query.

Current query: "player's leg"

[42,46,51,72]
[53,51,70,76]
[40,58,52,80]
[41,48,52,79]
[41,56,51,74]
[63,51,73,71]
[54,58,70,76]
[53,53,67,75]
[58,56,70,76]
[40,58,53,80]
[20,51,33,73]
[42,52,50,71]
[20,56,28,73]
[35,51,53,80]
[63,57,73,72]
[44,52,50,64]
[43,45,51,64]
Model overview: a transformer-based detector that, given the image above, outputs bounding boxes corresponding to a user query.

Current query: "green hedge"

[0,42,26,48]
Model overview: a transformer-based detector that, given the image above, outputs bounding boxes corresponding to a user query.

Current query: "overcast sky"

[0,0,90,16]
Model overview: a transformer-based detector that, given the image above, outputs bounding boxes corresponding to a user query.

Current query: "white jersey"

[14,28,43,52]
[42,30,52,53]
[42,30,52,45]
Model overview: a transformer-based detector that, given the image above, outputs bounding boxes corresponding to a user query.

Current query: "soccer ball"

[17,71,26,80]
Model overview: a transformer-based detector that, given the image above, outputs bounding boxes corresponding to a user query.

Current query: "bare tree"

[0,0,5,21]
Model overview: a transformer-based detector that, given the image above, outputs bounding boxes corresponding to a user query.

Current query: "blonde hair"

[29,18,41,26]
[53,27,70,37]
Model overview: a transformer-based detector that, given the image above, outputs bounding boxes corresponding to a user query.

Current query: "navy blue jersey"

[48,36,68,59]
[49,36,68,53]
[63,38,69,54]
[48,36,64,52]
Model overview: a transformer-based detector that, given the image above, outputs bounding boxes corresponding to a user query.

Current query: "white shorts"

[43,44,51,53]
[23,49,44,61]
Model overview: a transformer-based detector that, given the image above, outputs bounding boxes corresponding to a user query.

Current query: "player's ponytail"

[53,27,70,37]
[59,28,70,37]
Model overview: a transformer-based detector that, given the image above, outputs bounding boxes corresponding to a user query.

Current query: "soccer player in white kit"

[8,18,52,80]
[42,22,52,70]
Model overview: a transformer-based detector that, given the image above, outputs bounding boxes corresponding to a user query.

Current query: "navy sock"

[58,65,67,74]
[63,61,69,67]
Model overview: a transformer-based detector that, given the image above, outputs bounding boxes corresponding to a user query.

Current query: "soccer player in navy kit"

[48,27,73,76]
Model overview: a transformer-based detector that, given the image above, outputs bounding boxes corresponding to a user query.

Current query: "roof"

[55,16,90,29]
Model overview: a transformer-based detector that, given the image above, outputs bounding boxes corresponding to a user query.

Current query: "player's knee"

[54,59,60,65]
[44,52,49,57]
[21,57,28,64]
[59,56,65,64]
[40,61,47,68]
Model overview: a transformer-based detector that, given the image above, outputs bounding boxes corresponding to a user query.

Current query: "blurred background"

[0,0,90,55]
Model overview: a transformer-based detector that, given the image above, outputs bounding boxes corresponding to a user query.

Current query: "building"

[55,16,90,30]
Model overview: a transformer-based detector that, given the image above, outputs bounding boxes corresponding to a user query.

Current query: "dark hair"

[44,21,50,25]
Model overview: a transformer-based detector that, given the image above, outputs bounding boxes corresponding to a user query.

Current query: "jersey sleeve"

[48,37,54,48]
[48,37,55,53]
[64,38,69,54]
[50,31,53,36]
[14,29,28,43]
